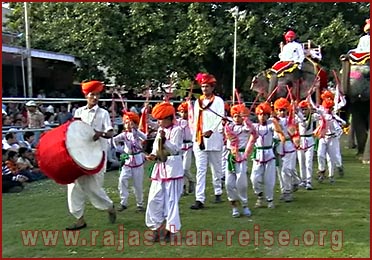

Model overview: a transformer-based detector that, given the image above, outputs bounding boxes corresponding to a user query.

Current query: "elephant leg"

[362,130,370,163]
[347,123,357,149]
[351,101,369,157]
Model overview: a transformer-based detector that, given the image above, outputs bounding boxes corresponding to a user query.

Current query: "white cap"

[46,105,54,113]
[26,100,37,107]
[2,108,7,115]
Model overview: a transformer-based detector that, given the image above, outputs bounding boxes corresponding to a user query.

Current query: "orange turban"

[195,73,217,86]
[123,111,140,125]
[274,98,290,110]
[255,102,272,115]
[322,99,334,109]
[151,102,175,120]
[230,104,248,116]
[81,80,104,96]
[320,90,334,101]
[177,102,188,112]
[364,18,370,33]
[298,100,309,108]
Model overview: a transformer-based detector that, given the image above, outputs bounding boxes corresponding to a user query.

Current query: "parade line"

[20,224,343,251]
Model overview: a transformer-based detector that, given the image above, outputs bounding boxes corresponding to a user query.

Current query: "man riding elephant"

[251,31,327,102]
[267,30,305,97]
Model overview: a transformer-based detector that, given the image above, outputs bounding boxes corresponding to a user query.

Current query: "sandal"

[66,223,87,230]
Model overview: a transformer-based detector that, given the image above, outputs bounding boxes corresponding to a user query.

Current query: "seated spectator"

[16,147,47,182]
[20,131,35,150]
[16,147,46,182]
[57,105,73,125]
[2,149,28,193]
[2,132,20,151]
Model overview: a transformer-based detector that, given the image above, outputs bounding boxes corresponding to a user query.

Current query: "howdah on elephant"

[250,57,327,101]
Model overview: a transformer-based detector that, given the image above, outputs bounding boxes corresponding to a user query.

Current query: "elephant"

[250,57,327,102]
[340,52,370,160]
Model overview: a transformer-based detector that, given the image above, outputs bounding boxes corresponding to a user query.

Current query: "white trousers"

[67,171,113,219]
[182,149,195,183]
[225,160,248,206]
[297,146,314,183]
[279,152,300,193]
[221,145,228,178]
[326,137,343,168]
[193,149,223,203]
[250,159,276,201]
[145,178,183,233]
[317,137,339,177]
[118,165,144,207]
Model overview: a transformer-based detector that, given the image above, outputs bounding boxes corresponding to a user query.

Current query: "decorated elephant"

[340,52,370,159]
[250,57,328,102]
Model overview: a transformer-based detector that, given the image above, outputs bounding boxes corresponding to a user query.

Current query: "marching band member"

[66,80,116,230]
[145,102,184,243]
[247,102,285,209]
[176,101,195,195]
[190,73,224,210]
[307,94,344,184]
[224,104,253,217]
[273,98,301,202]
[113,111,147,212]
[296,100,318,190]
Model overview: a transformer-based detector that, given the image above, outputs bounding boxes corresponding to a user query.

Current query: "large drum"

[36,120,105,184]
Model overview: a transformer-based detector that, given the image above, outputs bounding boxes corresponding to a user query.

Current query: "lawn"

[2,137,370,258]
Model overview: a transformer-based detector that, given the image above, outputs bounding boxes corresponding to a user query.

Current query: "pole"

[232,15,237,104]
[21,52,26,97]
[24,2,33,98]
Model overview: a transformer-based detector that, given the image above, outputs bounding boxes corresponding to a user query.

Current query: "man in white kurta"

[279,30,305,68]
[191,73,224,210]
[66,81,116,230]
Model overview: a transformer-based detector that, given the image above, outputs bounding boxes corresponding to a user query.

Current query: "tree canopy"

[4,2,370,99]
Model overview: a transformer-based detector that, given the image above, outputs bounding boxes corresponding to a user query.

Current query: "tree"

[4,2,369,99]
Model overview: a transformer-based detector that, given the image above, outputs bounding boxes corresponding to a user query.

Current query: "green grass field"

[2,137,370,258]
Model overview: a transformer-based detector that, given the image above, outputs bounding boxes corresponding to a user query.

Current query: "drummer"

[66,80,116,230]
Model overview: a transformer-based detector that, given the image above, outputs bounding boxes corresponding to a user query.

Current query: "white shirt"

[74,104,113,152]
[356,34,370,53]
[150,125,183,180]
[193,95,225,151]
[279,41,305,65]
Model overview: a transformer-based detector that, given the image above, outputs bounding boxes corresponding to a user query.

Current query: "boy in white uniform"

[246,102,285,209]
[113,111,147,212]
[145,102,184,243]
[224,104,253,217]
[176,102,195,195]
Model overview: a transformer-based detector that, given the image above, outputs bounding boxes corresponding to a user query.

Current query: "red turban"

[151,102,175,120]
[195,73,217,86]
[274,98,290,110]
[255,102,272,115]
[230,104,248,116]
[81,80,104,96]
[177,102,188,112]
[298,100,309,108]
[322,99,334,109]
[320,90,334,101]
[123,111,140,125]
